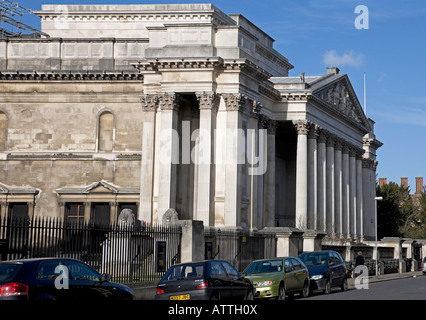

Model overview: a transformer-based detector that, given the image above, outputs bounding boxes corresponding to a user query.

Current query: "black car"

[0,258,135,300]
[298,250,348,294]
[155,260,254,300]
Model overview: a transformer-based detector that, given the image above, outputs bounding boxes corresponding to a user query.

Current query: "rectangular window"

[66,203,85,227]
[91,203,111,225]
[205,242,213,260]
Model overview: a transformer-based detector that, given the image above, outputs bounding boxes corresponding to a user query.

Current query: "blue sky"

[11,0,426,191]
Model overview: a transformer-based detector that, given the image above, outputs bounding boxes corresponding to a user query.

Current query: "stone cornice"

[2,152,141,161]
[0,71,143,81]
[133,57,223,73]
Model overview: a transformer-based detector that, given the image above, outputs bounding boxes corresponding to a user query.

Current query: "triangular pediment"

[82,180,119,194]
[312,75,371,131]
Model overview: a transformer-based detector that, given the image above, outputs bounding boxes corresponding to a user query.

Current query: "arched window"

[0,112,7,152]
[98,111,115,152]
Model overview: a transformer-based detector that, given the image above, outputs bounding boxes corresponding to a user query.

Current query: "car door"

[328,253,340,287]
[221,261,247,299]
[290,258,305,291]
[333,252,346,285]
[283,258,297,292]
[34,260,72,300]
[64,260,118,300]
[209,261,232,300]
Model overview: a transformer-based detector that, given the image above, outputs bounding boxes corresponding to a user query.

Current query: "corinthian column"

[139,93,158,223]
[334,138,342,236]
[194,92,219,226]
[356,150,364,239]
[263,118,278,228]
[294,120,310,230]
[222,93,247,227]
[156,92,180,222]
[317,130,327,231]
[326,133,335,234]
[307,124,319,230]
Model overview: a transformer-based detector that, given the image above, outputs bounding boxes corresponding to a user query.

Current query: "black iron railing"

[0,216,181,284]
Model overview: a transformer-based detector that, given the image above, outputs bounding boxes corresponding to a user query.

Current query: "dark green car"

[243,257,310,300]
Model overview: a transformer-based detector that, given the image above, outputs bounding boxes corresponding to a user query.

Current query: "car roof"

[0,257,81,264]
[300,250,338,254]
[251,256,298,262]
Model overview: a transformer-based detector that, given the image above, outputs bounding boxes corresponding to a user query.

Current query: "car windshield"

[244,259,283,275]
[299,253,329,266]
[0,263,22,282]
[161,263,204,282]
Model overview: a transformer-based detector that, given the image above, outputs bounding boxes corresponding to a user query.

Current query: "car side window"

[37,261,62,280]
[210,261,227,278]
[284,259,293,273]
[64,260,101,281]
[329,253,336,266]
[221,261,239,277]
[333,252,343,265]
[290,258,302,270]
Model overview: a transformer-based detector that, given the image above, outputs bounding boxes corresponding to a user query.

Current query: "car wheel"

[277,284,285,300]
[301,280,310,298]
[324,279,331,294]
[341,278,348,292]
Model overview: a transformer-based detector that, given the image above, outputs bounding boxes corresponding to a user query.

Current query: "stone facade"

[0,4,401,259]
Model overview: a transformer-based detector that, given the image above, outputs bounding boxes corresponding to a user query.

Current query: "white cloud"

[322,50,365,67]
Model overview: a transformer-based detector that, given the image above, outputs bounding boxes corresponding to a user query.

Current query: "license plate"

[170,294,190,300]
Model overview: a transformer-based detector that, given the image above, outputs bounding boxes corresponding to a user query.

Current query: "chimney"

[379,178,387,187]
[416,177,423,194]
[401,177,408,189]
[327,67,340,75]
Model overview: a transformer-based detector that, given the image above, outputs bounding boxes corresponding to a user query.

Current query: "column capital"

[293,120,311,135]
[334,137,343,151]
[139,93,158,112]
[362,158,373,169]
[250,100,262,119]
[265,119,278,135]
[326,132,336,147]
[222,93,248,112]
[308,124,321,139]
[196,92,220,111]
[318,129,328,144]
[158,92,181,111]
[342,142,350,154]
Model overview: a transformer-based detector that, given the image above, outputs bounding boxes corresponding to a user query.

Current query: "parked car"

[299,250,348,294]
[0,258,135,300]
[242,257,310,300]
[422,257,426,275]
[155,260,254,300]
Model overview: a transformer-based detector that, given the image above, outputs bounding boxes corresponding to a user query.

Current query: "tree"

[376,182,413,239]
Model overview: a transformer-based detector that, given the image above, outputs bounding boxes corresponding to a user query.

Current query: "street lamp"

[374,196,383,277]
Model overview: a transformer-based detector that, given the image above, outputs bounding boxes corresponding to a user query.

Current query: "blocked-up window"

[0,112,6,152]
[98,111,114,152]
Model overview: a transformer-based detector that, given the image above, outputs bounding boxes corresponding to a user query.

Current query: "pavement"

[129,271,424,300]
[347,270,423,288]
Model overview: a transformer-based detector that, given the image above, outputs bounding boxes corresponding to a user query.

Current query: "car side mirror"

[101,273,112,282]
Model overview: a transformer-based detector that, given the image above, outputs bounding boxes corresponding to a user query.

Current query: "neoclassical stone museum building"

[0,4,423,264]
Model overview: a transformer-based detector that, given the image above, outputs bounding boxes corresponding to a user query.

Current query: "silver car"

[422,258,426,275]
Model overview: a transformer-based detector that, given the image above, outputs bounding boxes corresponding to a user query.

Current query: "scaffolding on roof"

[0,0,49,38]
